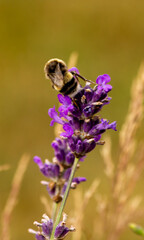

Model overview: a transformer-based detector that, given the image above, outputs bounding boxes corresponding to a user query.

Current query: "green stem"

[52,202,58,221]
[50,157,79,240]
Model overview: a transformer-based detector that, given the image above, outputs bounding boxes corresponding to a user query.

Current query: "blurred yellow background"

[0,0,144,239]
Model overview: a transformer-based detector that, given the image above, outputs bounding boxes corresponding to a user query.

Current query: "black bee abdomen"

[60,77,78,96]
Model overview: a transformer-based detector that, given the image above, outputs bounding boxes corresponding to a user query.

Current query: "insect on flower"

[44,58,95,97]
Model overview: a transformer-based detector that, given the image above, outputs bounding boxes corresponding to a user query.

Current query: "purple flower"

[68,67,80,75]
[29,214,75,240]
[55,224,74,239]
[28,230,46,240]
[97,119,117,132]
[61,123,74,137]
[58,94,74,118]
[52,138,75,166]
[42,219,53,237]
[34,156,60,179]
[61,176,86,195]
[34,139,86,202]
[72,177,86,185]
[96,74,112,93]
[48,106,64,126]
[36,234,45,240]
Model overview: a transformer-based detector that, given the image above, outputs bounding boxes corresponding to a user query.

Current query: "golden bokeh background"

[0,0,144,239]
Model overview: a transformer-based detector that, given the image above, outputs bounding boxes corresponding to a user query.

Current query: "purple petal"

[58,104,73,119]
[68,137,77,152]
[102,74,111,83]
[84,88,94,102]
[65,152,75,165]
[84,139,96,153]
[44,164,59,178]
[36,234,46,240]
[83,119,93,133]
[72,177,86,184]
[34,156,43,168]
[61,123,74,137]
[83,105,93,118]
[96,74,112,93]
[54,225,65,238]
[107,121,117,131]
[103,84,112,92]
[56,149,65,162]
[58,94,72,105]
[54,164,60,177]
[79,156,86,162]
[96,74,111,84]
[97,119,109,130]
[42,220,53,237]
[51,141,59,151]
[63,168,71,180]
[48,106,64,126]
[70,117,81,130]
[89,125,99,136]
[94,134,101,142]
[61,183,67,195]
[58,228,70,238]
[68,67,79,74]
[69,106,81,118]
[76,140,84,154]
[96,75,104,85]
[47,184,56,198]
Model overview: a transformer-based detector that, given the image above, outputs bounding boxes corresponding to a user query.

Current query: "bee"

[44,58,95,97]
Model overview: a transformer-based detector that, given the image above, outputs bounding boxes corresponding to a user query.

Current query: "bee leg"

[71,72,96,84]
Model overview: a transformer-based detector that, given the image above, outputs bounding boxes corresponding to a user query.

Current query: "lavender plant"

[29,64,116,240]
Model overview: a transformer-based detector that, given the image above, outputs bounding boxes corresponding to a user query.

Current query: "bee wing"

[49,64,64,90]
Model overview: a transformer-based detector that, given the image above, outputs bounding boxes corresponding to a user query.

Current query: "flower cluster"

[29,213,75,240]
[34,137,86,203]
[48,73,116,158]
[30,64,117,240]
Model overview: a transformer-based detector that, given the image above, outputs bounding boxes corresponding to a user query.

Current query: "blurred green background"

[0,0,144,239]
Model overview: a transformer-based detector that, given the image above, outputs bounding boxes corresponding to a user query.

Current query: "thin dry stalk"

[98,63,144,240]
[67,52,79,69]
[107,196,142,240]
[113,62,144,198]
[0,165,10,172]
[100,136,114,178]
[72,180,100,240]
[124,144,144,199]
[40,195,52,216]
[95,193,109,238]
[1,154,30,240]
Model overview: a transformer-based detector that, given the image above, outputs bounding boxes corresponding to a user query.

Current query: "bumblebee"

[44,58,94,97]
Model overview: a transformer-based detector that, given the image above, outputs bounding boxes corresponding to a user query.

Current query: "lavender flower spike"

[30,61,117,240]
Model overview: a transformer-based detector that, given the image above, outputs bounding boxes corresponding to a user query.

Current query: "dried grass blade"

[72,179,100,240]
[113,63,144,197]
[67,52,79,69]
[40,195,52,216]
[100,136,114,178]
[1,154,30,240]
[0,165,10,172]
[119,62,144,170]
